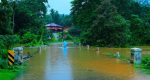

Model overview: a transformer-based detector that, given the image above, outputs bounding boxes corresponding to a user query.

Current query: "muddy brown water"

[15,43,150,80]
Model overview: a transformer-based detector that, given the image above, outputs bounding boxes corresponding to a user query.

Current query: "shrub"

[0,35,19,49]
[0,49,8,69]
[0,35,19,69]
[142,56,150,69]
[21,32,38,43]
[21,32,39,46]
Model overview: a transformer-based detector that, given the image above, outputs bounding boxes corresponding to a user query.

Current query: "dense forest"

[0,0,73,51]
[0,0,48,34]
[0,0,49,53]
[71,0,150,47]
[1,0,150,49]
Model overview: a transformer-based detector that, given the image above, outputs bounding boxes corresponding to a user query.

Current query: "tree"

[71,0,101,31]
[14,0,47,34]
[130,15,144,45]
[71,0,103,46]
[71,0,150,47]
[90,0,130,47]
[50,9,60,24]
[0,0,13,34]
[142,10,150,44]
[60,14,72,27]
[45,9,72,27]
[12,0,49,45]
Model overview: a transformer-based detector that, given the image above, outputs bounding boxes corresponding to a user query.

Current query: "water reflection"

[44,45,73,80]
[70,47,150,80]
[15,44,150,80]
[63,47,68,58]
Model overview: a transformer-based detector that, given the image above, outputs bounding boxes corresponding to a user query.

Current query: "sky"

[48,0,72,14]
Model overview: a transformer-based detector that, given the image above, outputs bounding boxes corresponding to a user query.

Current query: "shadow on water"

[15,43,150,80]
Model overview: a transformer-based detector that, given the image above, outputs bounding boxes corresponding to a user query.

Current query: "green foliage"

[21,32,38,44]
[0,64,27,80]
[0,35,19,49]
[14,0,47,34]
[68,27,80,36]
[39,27,51,45]
[45,9,72,27]
[0,35,19,68]
[0,70,17,80]
[142,56,150,69]
[60,15,72,27]
[64,32,73,40]
[130,15,144,45]
[13,0,50,46]
[90,0,130,47]
[71,0,150,47]
[49,9,60,24]
[0,48,8,69]
[0,35,19,69]
[0,0,13,34]
[21,30,49,46]
[142,11,150,45]
[21,32,39,46]
[0,0,49,70]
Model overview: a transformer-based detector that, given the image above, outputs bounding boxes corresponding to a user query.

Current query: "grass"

[0,69,18,80]
[140,55,150,70]
[0,62,27,80]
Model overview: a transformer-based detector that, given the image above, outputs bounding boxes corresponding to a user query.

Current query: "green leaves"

[14,0,47,34]
[21,32,39,46]
[0,35,19,49]
[71,0,150,47]
[45,9,72,27]
[92,0,130,47]
[0,0,13,35]
[142,56,150,69]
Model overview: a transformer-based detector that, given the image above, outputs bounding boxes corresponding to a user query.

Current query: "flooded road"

[15,43,150,80]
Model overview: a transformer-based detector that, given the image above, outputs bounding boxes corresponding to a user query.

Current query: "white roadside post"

[131,48,142,65]
[13,47,24,64]
[87,45,90,50]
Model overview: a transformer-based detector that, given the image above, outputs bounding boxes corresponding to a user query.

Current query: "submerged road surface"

[15,43,150,80]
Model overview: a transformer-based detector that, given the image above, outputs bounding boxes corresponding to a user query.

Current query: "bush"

[68,27,80,37]
[142,56,150,69]
[21,32,39,46]
[21,32,38,43]
[0,35,20,69]
[0,49,8,69]
[62,31,74,41]
[0,35,19,49]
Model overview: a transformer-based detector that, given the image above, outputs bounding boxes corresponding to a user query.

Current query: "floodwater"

[15,43,150,80]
